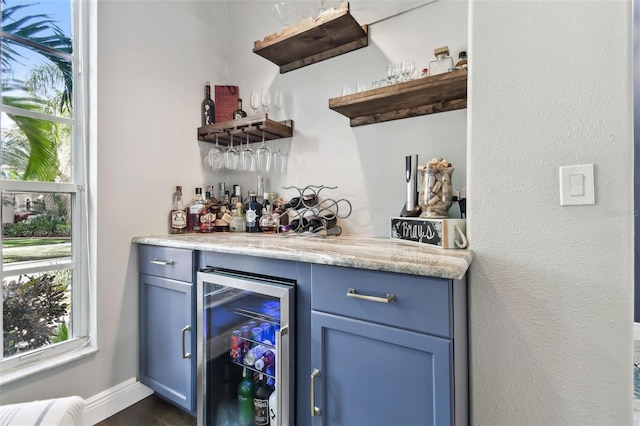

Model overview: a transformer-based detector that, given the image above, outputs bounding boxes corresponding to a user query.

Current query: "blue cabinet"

[139,245,196,414]
[310,264,467,426]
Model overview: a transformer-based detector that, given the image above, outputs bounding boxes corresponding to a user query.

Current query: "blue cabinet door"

[310,311,452,426]
[140,273,196,414]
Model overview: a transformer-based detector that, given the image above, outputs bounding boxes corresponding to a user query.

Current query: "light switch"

[569,174,584,196]
[559,164,595,205]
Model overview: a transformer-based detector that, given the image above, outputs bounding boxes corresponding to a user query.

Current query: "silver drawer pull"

[347,288,395,303]
[150,258,174,266]
[310,368,321,416]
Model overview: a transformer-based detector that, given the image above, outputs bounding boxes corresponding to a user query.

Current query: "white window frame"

[0,0,94,385]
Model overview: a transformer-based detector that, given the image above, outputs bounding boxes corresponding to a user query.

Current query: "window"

[0,0,90,381]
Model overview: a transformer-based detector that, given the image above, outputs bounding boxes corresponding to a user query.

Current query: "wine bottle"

[233,98,248,120]
[201,81,215,126]
[237,368,254,426]
[253,373,272,426]
[169,186,187,234]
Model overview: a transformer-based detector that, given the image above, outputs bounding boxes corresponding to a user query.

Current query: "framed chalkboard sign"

[390,217,467,249]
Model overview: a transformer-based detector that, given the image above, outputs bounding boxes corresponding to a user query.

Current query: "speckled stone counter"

[132,234,472,280]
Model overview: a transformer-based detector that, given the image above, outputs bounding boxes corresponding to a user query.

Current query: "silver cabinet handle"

[310,368,321,416]
[150,258,174,266]
[347,288,395,303]
[276,325,288,426]
[181,325,191,359]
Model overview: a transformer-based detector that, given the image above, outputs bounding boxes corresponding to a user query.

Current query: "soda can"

[240,325,251,353]
[251,327,263,344]
[260,322,273,344]
[230,330,242,361]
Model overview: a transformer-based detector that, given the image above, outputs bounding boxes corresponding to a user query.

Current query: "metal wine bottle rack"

[279,185,352,237]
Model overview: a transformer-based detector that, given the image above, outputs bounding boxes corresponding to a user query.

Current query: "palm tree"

[1,1,73,182]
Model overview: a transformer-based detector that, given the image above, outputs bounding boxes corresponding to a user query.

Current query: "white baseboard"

[84,377,153,425]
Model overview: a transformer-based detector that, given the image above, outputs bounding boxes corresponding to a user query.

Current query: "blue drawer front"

[139,245,194,282]
[311,264,452,338]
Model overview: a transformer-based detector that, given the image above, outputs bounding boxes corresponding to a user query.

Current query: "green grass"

[2,238,72,263]
[3,238,70,248]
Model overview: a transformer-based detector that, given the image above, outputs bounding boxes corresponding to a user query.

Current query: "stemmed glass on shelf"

[273,89,283,121]
[400,60,416,82]
[261,87,272,116]
[250,89,261,116]
[273,2,295,28]
[387,64,400,84]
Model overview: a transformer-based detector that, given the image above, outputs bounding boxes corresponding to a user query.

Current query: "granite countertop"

[133,234,472,280]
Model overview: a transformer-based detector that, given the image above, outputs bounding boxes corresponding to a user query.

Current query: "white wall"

[468,0,633,424]
[1,1,634,425]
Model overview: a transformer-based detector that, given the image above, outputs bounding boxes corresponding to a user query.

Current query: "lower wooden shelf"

[197,114,293,146]
[328,68,468,127]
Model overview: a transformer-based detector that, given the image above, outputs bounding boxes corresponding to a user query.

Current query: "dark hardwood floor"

[96,395,196,426]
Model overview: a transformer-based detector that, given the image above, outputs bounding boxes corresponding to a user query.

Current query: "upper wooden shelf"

[329,68,468,127]
[253,2,368,74]
[197,114,293,146]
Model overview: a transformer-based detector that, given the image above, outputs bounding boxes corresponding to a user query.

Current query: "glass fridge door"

[196,269,294,426]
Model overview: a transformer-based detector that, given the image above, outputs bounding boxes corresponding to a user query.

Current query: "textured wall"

[468,0,634,424]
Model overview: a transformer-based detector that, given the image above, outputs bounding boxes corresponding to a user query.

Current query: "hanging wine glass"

[223,133,239,171]
[250,89,261,115]
[272,138,287,174]
[239,132,255,172]
[255,131,272,173]
[207,133,224,171]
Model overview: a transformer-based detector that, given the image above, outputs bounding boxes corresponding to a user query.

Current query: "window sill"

[0,344,97,387]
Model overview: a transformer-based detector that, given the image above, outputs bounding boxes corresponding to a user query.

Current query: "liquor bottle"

[187,187,207,233]
[268,380,277,426]
[256,176,265,204]
[455,51,467,69]
[245,192,262,233]
[253,373,272,426]
[201,81,215,126]
[259,204,279,234]
[233,98,248,120]
[230,202,246,232]
[199,190,216,233]
[169,186,187,234]
[238,368,254,426]
[429,46,454,76]
[215,205,232,232]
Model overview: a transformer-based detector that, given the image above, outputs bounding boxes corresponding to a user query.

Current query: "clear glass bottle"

[428,46,454,76]
[230,202,246,232]
[187,187,206,232]
[259,204,279,234]
[169,186,187,234]
[201,81,215,126]
[256,176,265,204]
[233,98,248,120]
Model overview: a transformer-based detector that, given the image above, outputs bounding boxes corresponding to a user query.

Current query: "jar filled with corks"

[418,158,454,218]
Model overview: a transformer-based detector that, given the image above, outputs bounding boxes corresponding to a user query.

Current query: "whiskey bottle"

[253,373,272,426]
[169,186,187,234]
[199,190,217,233]
[233,98,247,120]
[187,187,206,233]
[201,81,215,126]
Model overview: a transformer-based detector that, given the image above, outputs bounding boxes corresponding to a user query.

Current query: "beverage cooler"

[196,269,295,426]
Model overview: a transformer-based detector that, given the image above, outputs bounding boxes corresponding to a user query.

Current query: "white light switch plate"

[559,164,595,205]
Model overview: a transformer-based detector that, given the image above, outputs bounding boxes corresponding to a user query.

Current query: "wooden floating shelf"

[328,68,468,127]
[253,2,368,74]
[197,114,293,146]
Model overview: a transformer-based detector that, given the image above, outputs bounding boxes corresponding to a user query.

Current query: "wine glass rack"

[197,113,293,146]
[279,185,352,237]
